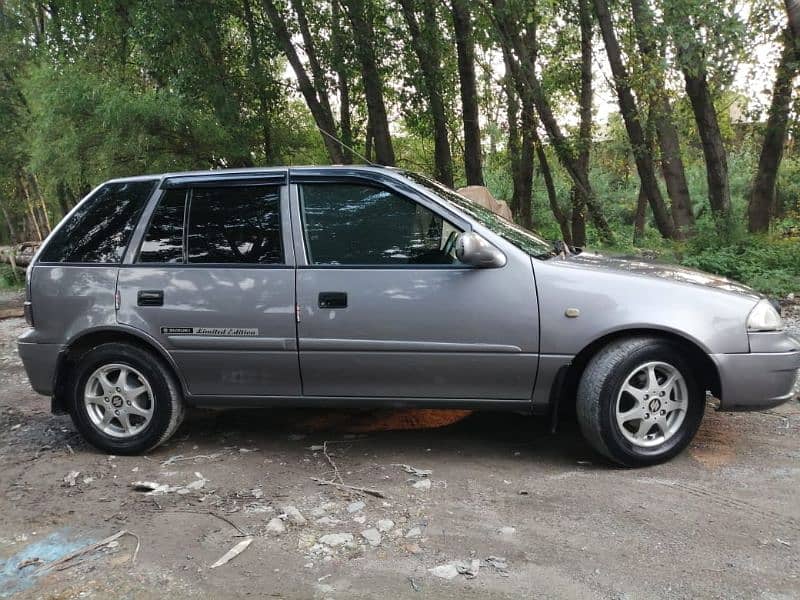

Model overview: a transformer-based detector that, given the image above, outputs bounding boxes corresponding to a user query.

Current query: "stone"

[352,514,366,524]
[266,517,285,534]
[412,479,431,491]
[347,501,366,513]
[361,528,382,547]
[376,519,394,532]
[282,505,307,526]
[405,527,422,538]
[319,533,354,546]
[429,564,460,580]
[498,526,516,536]
[315,516,340,527]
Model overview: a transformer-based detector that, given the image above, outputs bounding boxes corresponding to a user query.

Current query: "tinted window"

[187,185,283,264]
[300,183,461,265]
[138,189,186,263]
[40,180,156,263]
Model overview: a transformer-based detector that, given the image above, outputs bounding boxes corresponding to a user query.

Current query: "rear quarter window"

[39,180,156,264]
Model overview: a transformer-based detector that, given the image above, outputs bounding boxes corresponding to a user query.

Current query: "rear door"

[117,173,300,398]
[290,170,539,401]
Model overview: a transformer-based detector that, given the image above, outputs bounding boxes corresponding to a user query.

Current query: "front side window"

[40,179,156,264]
[138,189,186,263]
[401,170,556,260]
[187,185,283,264]
[300,183,461,266]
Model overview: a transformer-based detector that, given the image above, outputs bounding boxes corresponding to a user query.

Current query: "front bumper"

[17,341,61,396]
[711,332,800,410]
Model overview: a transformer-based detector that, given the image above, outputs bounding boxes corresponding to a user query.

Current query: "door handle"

[318,292,347,309]
[137,290,164,307]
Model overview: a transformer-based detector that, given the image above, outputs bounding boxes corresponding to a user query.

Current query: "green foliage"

[681,235,800,296]
[0,265,24,289]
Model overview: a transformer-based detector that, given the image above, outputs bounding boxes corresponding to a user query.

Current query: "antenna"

[317,127,376,167]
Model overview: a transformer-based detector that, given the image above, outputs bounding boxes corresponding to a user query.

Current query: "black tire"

[576,337,705,467]
[68,342,185,455]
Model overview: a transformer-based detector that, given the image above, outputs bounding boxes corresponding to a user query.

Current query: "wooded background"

[1,0,799,292]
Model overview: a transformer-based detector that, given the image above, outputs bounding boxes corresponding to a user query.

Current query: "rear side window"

[187,185,283,264]
[138,189,187,263]
[39,180,156,264]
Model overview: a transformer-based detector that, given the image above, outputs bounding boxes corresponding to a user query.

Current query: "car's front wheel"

[68,342,185,455]
[576,337,705,467]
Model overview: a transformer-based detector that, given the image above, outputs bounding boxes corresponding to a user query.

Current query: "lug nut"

[660,391,665,396]
[114,410,119,416]
[126,400,131,405]
[104,397,109,403]
[116,387,121,392]
[661,410,666,415]
[644,394,649,400]
[644,413,650,419]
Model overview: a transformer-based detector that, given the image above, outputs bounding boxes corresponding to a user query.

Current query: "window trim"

[134,188,188,265]
[295,180,470,269]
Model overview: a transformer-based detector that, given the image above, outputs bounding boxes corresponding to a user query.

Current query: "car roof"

[105,165,403,185]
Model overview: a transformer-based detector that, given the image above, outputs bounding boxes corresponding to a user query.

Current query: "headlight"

[747,299,783,332]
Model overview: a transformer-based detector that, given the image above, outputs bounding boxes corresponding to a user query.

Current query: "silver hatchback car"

[17,167,800,466]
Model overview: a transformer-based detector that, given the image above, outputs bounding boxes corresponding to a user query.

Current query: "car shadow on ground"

[163,407,599,469]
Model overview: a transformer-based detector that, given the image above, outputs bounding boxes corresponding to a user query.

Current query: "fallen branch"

[310,477,387,499]
[40,530,136,572]
[210,537,253,568]
[323,441,344,485]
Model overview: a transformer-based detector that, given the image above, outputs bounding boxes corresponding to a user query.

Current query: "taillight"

[23,301,33,326]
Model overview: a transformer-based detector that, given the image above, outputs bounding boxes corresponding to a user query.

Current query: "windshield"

[401,171,555,259]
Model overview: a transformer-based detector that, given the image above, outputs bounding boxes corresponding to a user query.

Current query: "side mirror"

[456,231,507,268]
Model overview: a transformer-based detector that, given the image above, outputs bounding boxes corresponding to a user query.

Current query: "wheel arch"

[52,326,186,414]
[555,328,721,420]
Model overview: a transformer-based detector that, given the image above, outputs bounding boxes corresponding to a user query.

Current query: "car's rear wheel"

[576,337,705,467]
[69,342,185,455]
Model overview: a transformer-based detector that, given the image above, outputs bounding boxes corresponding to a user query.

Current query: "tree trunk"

[243,0,274,163]
[17,173,43,242]
[630,0,694,237]
[331,0,353,164]
[571,0,593,247]
[786,0,800,39]
[594,0,675,239]
[536,138,572,245]
[518,98,535,229]
[342,0,395,165]
[451,0,484,186]
[398,0,454,186]
[262,0,344,164]
[748,25,799,232]
[290,0,335,123]
[504,67,522,220]
[633,185,648,245]
[491,0,615,244]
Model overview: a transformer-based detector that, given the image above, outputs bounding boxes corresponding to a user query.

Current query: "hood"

[566,252,760,298]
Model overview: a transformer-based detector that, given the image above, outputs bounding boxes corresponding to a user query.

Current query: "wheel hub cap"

[84,364,154,439]
[615,361,688,448]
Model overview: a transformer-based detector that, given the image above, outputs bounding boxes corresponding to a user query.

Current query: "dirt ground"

[1,289,799,599]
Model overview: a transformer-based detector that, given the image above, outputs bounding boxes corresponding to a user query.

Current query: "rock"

[63,471,80,487]
[429,564,460,580]
[352,514,366,524]
[361,528,382,547]
[405,527,422,538]
[266,517,286,534]
[402,542,422,554]
[319,533,354,547]
[376,519,394,532]
[457,559,481,578]
[282,505,307,526]
[412,479,431,491]
[498,526,516,536]
[315,516,340,527]
[347,501,365,513]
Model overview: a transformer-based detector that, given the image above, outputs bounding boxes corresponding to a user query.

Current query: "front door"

[117,174,300,398]
[292,174,539,401]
